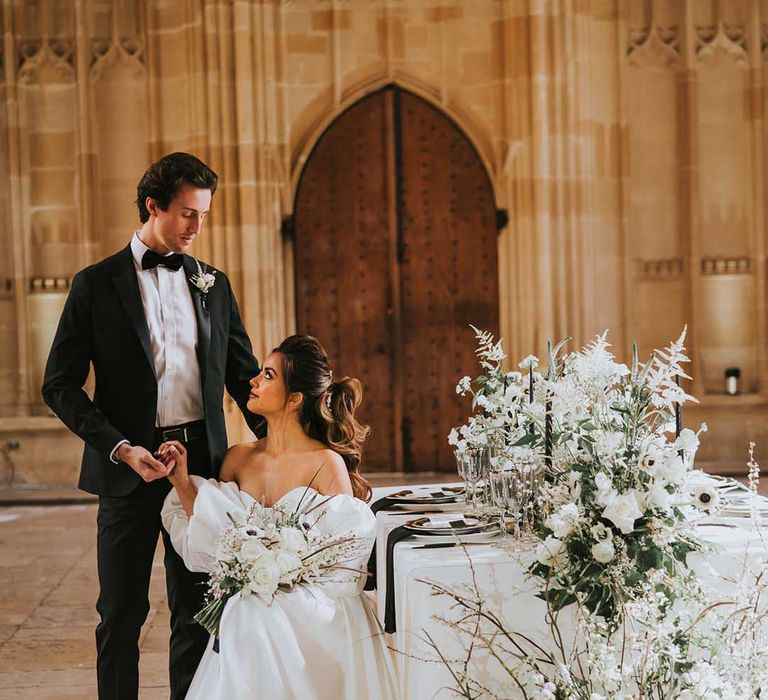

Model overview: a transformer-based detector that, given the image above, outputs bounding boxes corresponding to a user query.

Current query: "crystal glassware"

[455,449,483,513]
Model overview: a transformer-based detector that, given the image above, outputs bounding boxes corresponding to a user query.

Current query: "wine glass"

[455,450,483,513]
[488,469,511,536]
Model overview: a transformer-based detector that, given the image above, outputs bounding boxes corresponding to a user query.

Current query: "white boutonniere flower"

[189,258,216,308]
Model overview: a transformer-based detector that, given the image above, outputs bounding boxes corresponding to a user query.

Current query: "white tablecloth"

[371,480,768,700]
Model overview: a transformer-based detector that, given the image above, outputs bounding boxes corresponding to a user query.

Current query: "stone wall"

[0,0,766,484]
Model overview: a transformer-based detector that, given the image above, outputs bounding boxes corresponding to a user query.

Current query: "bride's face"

[247,353,292,415]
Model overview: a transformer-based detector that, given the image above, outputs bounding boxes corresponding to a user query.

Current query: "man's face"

[147,182,212,254]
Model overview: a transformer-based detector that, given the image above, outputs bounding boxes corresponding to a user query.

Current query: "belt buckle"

[162,426,188,443]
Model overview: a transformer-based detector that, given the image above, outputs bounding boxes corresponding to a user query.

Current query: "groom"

[42,153,261,699]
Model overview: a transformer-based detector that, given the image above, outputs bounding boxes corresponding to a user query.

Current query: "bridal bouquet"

[195,490,368,640]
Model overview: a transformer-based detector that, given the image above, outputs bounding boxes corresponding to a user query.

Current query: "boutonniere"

[189,258,216,309]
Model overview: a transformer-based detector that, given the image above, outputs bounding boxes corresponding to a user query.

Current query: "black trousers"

[95,434,211,700]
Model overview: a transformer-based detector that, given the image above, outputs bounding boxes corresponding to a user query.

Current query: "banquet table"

[370,477,768,700]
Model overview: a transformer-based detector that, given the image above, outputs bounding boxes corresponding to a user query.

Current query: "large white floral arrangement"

[433,329,768,698]
[450,328,705,621]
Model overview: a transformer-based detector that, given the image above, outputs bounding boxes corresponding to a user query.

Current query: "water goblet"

[488,469,510,537]
[455,449,483,513]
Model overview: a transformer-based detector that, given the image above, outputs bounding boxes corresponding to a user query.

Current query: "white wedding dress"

[161,477,399,699]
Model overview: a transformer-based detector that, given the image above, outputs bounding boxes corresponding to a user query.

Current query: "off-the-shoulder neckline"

[235,484,324,509]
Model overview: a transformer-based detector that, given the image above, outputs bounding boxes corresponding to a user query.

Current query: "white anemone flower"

[692,485,720,513]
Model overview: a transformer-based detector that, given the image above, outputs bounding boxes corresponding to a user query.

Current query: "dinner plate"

[387,486,464,505]
[393,501,465,512]
[403,515,497,537]
[721,503,768,514]
[409,529,501,543]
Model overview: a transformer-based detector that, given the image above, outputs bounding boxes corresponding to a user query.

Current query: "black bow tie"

[141,250,183,271]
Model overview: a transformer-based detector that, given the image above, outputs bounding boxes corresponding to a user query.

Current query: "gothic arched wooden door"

[293,86,498,472]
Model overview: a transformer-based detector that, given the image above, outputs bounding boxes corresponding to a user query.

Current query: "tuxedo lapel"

[183,256,211,388]
[111,246,157,380]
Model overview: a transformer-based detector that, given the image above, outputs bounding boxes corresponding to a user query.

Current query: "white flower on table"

[675,427,700,454]
[591,523,612,542]
[659,453,688,486]
[566,470,582,501]
[594,472,614,508]
[595,430,624,459]
[591,539,616,564]
[475,394,493,411]
[536,535,567,568]
[602,490,643,535]
[639,441,665,476]
[646,479,672,512]
[589,523,617,564]
[692,485,720,513]
[455,376,472,395]
[547,503,581,539]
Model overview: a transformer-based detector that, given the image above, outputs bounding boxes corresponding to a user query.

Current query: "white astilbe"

[470,324,506,370]
[641,327,697,417]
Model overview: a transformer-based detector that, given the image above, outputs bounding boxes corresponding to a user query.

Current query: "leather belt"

[155,420,206,444]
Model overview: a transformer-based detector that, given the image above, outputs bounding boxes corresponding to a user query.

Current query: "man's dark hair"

[136,152,218,223]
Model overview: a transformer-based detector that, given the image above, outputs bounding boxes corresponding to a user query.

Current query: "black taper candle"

[545,397,552,469]
[529,368,534,405]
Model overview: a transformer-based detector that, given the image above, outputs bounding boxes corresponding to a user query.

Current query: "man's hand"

[156,440,189,489]
[116,444,171,482]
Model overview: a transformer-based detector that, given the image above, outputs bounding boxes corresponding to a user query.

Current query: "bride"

[159,335,399,699]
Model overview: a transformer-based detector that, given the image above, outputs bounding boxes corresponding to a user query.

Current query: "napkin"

[384,525,413,633]
[424,515,469,529]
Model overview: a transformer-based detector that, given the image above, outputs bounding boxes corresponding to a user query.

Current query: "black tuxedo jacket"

[42,245,261,497]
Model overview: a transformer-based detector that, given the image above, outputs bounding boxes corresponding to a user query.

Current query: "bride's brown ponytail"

[274,335,372,501]
[318,377,371,501]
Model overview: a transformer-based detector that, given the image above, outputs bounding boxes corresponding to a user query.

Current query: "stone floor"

[0,472,455,699]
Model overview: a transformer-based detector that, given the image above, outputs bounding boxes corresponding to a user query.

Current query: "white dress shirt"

[110,233,205,462]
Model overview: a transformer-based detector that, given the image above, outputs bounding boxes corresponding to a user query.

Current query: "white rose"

[594,472,614,507]
[278,527,307,554]
[646,480,672,511]
[238,538,268,563]
[247,553,280,599]
[675,427,700,453]
[591,523,612,542]
[602,490,643,535]
[566,471,582,501]
[660,453,687,485]
[536,535,567,568]
[591,539,615,564]
[547,503,580,539]
[275,550,303,583]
